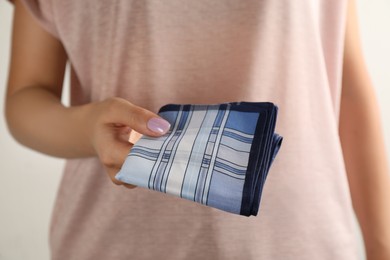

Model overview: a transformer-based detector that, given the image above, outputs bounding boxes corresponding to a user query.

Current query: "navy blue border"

[239,104,280,216]
[158,101,282,217]
[159,102,275,113]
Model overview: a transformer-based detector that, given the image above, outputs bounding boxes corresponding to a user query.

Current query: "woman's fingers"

[101,98,171,137]
[129,130,143,145]
[103,140,137,188]
[107,166,136,189]
[92,97,170,188]
[107,166,136,188]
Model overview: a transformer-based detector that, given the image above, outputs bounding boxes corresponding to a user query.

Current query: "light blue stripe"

[222,131,253,143]
[214,161,247,175]
[162,108,194,193]
[181,107,219,201]
[223,127,255,139]
[220,136,253,153]
[148,107,182,189]
[213,168,246,180]
[215,157,248,170]
[202,104,231,205]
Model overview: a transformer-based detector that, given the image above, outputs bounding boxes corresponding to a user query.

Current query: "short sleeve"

[10,0,59,39]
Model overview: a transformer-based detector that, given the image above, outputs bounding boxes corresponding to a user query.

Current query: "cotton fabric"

[17,0,360,259]
[116,102,282,216]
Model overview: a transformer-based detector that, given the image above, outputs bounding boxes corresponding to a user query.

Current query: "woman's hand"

[6,2,170,189]
[88,97,170,188]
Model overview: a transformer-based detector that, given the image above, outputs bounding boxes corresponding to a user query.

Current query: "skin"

[340,0,390,258]
[5,0,169,188]
[4,0,390,258]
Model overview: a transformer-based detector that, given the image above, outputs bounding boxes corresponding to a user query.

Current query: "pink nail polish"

[147,118,171,134]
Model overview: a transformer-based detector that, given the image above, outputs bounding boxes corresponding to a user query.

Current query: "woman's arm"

[5,0,170,186]
[340,0,390,259]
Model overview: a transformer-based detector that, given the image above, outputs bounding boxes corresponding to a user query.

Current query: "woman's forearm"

[340,1,390,258]
[339,88,390,258]
[4,0,95,158]
[5,85,96,158]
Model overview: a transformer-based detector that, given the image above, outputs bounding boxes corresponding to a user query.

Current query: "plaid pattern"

[116,102,282,216]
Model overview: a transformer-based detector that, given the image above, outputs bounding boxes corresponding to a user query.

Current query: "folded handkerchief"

[116,102,283,216]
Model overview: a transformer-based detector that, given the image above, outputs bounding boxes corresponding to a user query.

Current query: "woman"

[5,0,390,259]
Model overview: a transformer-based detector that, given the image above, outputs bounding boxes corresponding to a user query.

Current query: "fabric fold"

[116,102,282,216]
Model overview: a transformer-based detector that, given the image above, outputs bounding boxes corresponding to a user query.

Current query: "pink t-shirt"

[21,0,359,259]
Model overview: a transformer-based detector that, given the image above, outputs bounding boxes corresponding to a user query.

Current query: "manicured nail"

[147,118,171,134]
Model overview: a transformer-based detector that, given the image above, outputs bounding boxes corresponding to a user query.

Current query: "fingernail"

[147,118,171,134]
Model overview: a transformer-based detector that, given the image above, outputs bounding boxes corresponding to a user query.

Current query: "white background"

[0,1,389,259]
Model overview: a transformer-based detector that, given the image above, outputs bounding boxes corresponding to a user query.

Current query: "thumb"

[131,107,171,137]
[105,98,171,137]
